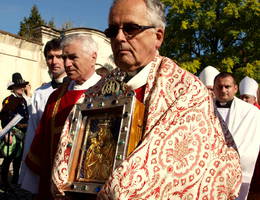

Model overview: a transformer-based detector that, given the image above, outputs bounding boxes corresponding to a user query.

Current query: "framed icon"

[63,92,145,194]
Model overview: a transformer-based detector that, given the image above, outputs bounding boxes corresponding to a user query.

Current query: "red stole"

[134,84,146,103]
[254,102,260,109]
[26,83,86,200]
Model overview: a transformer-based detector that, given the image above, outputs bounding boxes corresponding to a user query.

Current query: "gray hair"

[111,0,166,29]
[61,33,98,55]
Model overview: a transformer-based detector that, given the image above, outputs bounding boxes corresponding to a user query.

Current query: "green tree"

[160,0,260,82]
[18,5,46,40]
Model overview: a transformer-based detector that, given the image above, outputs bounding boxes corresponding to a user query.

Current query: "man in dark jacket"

[0,72,29,188]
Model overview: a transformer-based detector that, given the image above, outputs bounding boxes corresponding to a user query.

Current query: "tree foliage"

[18,5,46,39]
[160,0,260,82]
[18,5,56,40]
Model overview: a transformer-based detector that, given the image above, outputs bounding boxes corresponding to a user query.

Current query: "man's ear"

[92,52,97,60]
[155,27,165,49]
[234,84,238,93]
[91,52,97,69]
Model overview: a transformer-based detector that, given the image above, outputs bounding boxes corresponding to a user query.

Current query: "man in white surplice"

[239,76,260,109]
[213,72,260,200]
[19,38,67,194]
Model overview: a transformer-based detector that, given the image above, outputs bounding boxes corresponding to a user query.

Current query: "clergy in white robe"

[214,72,260,200]
[19,81,60,193]
[19,37,66,193]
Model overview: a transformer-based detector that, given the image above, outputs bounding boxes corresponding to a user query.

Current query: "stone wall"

[0,31,48,106]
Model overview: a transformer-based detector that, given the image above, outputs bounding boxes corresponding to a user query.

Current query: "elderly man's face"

[108,0,164,72]
[62,40,96,84]
[213,76,238,103]
[240,94,256,104]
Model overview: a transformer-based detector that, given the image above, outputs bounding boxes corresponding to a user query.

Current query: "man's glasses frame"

[104,23,155,39]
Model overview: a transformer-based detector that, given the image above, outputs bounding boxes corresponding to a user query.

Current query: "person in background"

[213,72,260,200]
[23,83,33,116]
[239,76,260,109]
[239,77,260,200]
[199,66,220,98]
[257,85,260,105]
[25,33,101,200]
[19,38,67,195]
[199,65,220,93]
[24,83,32,98]
[88,0,241,199]
[0,72,29,188]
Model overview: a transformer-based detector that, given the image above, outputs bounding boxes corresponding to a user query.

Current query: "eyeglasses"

[104,23,155,39]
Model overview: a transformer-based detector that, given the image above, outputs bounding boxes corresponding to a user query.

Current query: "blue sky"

[0,0,113,34]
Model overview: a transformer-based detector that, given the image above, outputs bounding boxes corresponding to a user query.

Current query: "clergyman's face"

[206,86,216,98]
[240,94,256,104]
[46,49,65,79]
[213,76,238,102]
[108,0,164,72]
[62,40,96,84]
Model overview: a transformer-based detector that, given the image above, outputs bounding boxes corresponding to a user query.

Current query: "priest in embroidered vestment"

[51,0,242,199]
[97,0,242,199]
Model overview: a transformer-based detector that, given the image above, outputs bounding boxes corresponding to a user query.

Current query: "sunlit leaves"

[223,3,239,18]
[181,20,189,29]
[160,0,260,82]
[180,59,201,74]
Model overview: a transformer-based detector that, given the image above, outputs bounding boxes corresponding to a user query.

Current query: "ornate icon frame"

[63,91,145,194]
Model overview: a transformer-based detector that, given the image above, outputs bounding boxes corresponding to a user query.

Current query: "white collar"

[68,72,101,90]
[126,62,152,90]
[54,74,66,83]
[126,56,162,90]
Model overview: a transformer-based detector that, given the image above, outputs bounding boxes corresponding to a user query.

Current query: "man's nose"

[221,86,226,92]
[115,28,127,41]
[64,58,73,67]
[50,56,59,64]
